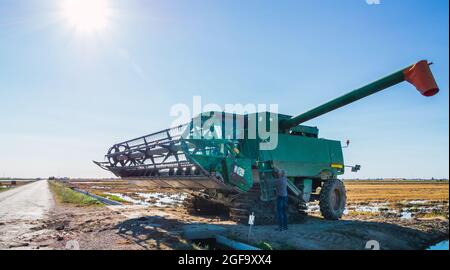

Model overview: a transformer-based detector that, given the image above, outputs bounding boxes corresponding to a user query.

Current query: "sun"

[61,0,112,33]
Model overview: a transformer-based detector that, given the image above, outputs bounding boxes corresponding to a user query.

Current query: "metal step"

[287,180,302,197]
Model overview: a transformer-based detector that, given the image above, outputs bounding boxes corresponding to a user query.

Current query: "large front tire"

[319,179,346,220]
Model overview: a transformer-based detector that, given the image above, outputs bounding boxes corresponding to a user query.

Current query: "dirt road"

[0,180,54,249]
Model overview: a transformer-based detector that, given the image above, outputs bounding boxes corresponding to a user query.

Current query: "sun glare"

[62,0,112,33]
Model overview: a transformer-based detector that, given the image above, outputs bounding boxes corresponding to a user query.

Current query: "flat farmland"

[344,180,449,202]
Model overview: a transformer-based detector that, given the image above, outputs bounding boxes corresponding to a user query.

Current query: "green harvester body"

[96,60,439,220]
[182,61,439,202]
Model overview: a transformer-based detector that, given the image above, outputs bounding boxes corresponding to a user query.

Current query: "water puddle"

[105,192,149,205]
[136,192,188,207]
[104,192,188,207]
[400,211,412,220]
[91,185,110,190]
[408,200,429,205]
[427,240,449,250]
[307,200,447,219]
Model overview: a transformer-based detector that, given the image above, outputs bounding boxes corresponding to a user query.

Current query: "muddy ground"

[5,180,447,250]
[23,202,448,250]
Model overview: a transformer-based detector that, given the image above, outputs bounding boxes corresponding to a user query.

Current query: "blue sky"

[0,0,448,179]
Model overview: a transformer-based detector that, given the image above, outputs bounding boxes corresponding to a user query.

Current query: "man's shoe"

[299,203,308,210]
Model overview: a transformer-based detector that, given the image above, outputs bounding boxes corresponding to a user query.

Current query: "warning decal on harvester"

[234,165,246,177]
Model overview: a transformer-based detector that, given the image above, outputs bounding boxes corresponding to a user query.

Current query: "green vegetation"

[0,186,10,192]
[49,181,102,206]
[98,193,128,203]
[256,241,273,250]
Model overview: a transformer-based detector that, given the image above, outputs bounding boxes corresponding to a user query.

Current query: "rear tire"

[319,179,346,220]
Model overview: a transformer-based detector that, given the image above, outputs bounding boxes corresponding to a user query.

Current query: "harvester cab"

[95,60,439,223]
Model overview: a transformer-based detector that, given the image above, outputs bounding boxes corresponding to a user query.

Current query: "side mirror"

[351,165,361,172]
[342,139,350,148]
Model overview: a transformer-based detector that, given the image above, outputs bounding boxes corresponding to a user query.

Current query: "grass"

[49,181,102,206]
[256,241,273,250]
[97,193,128,203]
[0,186,10,192]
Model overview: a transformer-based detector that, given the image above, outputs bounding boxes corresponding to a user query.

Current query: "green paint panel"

[260,134,343,177]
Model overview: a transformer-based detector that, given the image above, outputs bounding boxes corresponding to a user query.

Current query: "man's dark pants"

[276,196,288,230]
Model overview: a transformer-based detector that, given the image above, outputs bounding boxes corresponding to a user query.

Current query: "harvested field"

[344,180,449,202]
[304,180,449,221]
[0,180,35,189]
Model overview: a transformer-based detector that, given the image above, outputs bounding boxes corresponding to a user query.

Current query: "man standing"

[275,168,288,231]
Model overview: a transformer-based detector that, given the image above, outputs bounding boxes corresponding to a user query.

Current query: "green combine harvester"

[95,60,439,223]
